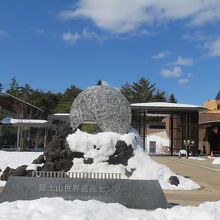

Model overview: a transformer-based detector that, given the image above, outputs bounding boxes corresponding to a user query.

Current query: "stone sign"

[0,177,168,210]
[70,85,131,134]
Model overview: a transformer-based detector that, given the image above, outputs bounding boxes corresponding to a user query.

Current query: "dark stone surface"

[41,162,56,171]
[124,168,136,178]
[108,140,133,166]
[169,176,180,186]
[0,167,15,181]
[26,170,34,177]
[0,177,168,210]
[55,160,73,172]
[84,158,93,164]
[12,165,28,176]
[0,165,28,181]
[32,155,45,164]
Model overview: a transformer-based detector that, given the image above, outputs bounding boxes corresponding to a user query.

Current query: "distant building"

[0,91,52,151]
[199,90,220,155]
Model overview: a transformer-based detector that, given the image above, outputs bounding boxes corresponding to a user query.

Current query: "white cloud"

[161,66,182,78]
[60,0,220,33]
[190,8,220,26]
[0,30,8,38]
[152,51,171,59]
[62,32,81,43]
[173,56,194,66]
[62,29,105,44]
[178,78,189,85]
[204,37,220,57]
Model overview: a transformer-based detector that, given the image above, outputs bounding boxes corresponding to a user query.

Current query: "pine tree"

[120,82,134,103]
[54,85,82,113]
[121,77,167,103]
[169,94,177,103]
[7,76,20,97]
[20,84,33,101]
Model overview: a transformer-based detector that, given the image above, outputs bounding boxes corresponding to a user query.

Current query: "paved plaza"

[153,156,220,206]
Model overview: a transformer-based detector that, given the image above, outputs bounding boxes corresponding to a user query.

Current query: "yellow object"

[204,99,220,113]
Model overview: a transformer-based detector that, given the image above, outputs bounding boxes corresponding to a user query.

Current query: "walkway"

[153,156,220,206]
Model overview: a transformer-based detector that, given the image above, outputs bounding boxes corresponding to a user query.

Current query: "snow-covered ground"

[212,158,220,164]
[189,156,207,161]
[0,151,42,187]
[67,130,200,190]
[0,198,219,220]
[0,129,200,190]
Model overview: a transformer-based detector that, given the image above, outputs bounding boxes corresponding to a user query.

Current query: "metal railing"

[32,171,122,179]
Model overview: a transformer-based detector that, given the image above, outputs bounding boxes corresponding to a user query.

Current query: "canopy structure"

[1,117,53,128]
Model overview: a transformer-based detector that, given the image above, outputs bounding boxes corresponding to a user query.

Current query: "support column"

[17,127,20,151]
[143,111,146,151]
[170,114,174,156]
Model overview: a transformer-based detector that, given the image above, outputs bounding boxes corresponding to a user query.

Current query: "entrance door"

[149,141,156,153]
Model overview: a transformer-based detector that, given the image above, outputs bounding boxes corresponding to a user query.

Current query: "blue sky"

[0,0,220,105]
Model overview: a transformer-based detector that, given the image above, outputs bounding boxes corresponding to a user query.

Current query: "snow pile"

[0,198,220,220]
[67,130,199,190]
[189,157,207,161]
[67,129,140,162]
[212,158,220,164]
[0,151,42,187]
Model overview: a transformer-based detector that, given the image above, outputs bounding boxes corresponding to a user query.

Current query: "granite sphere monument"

[70,85,132,134]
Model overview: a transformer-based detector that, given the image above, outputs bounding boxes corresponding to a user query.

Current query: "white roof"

[130,102,204,109]
[54,113,70,116]
[1,117,48,125]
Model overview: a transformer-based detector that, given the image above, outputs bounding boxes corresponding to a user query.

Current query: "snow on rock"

[66,129,140,162]
[0,198,220,220]
[67,130,200,190]
[0,151,42,187]
[212,158,220,164]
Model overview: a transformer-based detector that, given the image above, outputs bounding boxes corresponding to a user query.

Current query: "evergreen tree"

[121,77,166,103]
[131,77,156,102]
[120,82,134,103]
[54,85,82,113]
[151,89,166,102]
[169,94,177,103]
[0,81,3,91]
[31,90,61,115]
[7,76,20,97]
[20,84,33,101]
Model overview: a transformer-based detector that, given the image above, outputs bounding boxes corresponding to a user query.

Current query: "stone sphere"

[70,86,131,134]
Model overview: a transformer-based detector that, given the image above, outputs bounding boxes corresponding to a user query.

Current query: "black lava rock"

[84,158,93,164]
[72,151,84,159]
[108,140,134,166]
[41,162,56,171]
[12,165,28,177]
[0,165,28,181]
[1,167,15,181]
[26,170,34,177]
[125,168,136,178]
[169,176,180,186]
[55,159,73,172]
[32,155,45,164]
